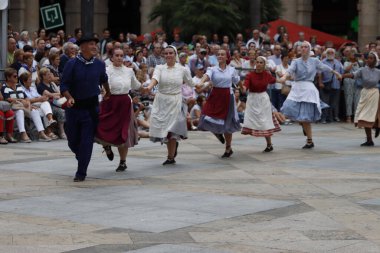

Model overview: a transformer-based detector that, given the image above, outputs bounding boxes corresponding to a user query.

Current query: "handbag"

[0,101,11,111]
[11,101,30,117]
[53,97,68,108]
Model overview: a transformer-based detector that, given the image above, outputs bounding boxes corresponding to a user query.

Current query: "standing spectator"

[17,30,32,49]
[142,33,154,51]
[34,38,46,57]
[37,28,46,40]
[189,48,210,77]
[146,42,165,74]
[268,45,282,66]
[319,48,344,123]
[208,44,219,66]
[60,35,111,182]
[171,33,186,49]
[274,26,287,43]
[246,29,263,50]
[343,48,362,123]
[99,28,112,58]
[273,54,291,111]
[132,50,146,71]
[7,37,17,67]
[293,32,306,49]
[229,49,245,69]
[59,42,76,74]
[210,34,220,45]
[68,28,82,44]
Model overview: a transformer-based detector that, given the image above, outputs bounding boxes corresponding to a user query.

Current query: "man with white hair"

[59,42,76,73]
[319,48,344,123]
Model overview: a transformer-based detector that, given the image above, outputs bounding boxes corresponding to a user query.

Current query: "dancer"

[239,56,281,152]
[198,49,241,158]
[279,41,341,149]
[342,51,380,146]
[60,35,111,182]
[144,45,195,165]
[95,48,141,171]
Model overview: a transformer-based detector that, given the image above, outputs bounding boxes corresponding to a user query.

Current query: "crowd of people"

[3,24,380,180]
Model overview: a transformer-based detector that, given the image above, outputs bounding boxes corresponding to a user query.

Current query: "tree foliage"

[149,0,283,40]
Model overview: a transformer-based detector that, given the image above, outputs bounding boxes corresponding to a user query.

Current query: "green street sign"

[40,3,64,30]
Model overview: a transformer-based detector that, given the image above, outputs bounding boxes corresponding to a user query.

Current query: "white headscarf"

[167,45,179,63]
[369,51,379,65]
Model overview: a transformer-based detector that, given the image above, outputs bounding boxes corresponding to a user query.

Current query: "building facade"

[7,0,379,49]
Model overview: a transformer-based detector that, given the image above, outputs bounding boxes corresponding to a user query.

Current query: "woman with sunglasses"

[197,49,241,158]
[144,45,196,165]
[95,48,142,172]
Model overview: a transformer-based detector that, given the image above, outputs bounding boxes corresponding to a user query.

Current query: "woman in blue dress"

[279,41,342,149]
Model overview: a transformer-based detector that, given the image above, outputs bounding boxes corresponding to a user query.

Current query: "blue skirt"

[281,100,328,122]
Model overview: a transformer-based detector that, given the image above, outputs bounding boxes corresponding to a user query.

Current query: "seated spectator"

[0,91,15,144]
[234,89,245,123]
[18,52,39,87]
[37,67,66,139]
[20,72,57,138]
[131,94,149,138]
[189,95,206,130]
[10,49,24,72]
[2,68,51,142]
[46,53,61,85]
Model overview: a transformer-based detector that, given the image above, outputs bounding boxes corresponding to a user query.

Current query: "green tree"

[149,0,243,39]
[149,0,282,40]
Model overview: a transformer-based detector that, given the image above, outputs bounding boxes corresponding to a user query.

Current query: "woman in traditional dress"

[342,51,380,146]
[197,49,241,158]
[95,48,141,172]
[144,46,196,165]
[279,41,342,149]
[239,56,281,152]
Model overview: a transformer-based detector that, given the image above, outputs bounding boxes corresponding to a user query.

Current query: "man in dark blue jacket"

[61,34,111,182]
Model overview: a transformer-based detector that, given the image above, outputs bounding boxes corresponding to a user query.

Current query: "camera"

[354,53,362,58]
[141,101,150,107]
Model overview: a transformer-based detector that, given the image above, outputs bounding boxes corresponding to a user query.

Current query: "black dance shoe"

[174,141,179,158]
[163,158,176,165]
[221,149,233,158]
[263,145,274,153]
[360,141,374,147]
[116,163,127,172]
[375,128,380,138]
[214,133,225,144]
[103,146,114,161]
[73,176,85,182]
[302,142,314,149]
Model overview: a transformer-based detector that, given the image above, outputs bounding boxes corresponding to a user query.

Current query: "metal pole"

[81,0,94,36]
[0,1,8,81]
[250,0,261,29]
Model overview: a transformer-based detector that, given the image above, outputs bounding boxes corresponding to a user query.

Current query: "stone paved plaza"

[1,123,380,253]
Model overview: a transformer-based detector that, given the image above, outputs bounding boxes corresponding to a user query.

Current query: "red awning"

[264,19,351,48]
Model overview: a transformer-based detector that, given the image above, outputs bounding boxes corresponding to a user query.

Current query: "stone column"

[296,0,313,27]
[8,0,25,32]
[94,0,108,36]
[140,0,161,34]
[281,0,297,23]
[24,0,39,33]
[65,0,81,37]
[358,0,378,49]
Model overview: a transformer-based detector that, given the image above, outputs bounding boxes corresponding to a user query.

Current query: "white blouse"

[152,63,194,94]
[106,64,141,95]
